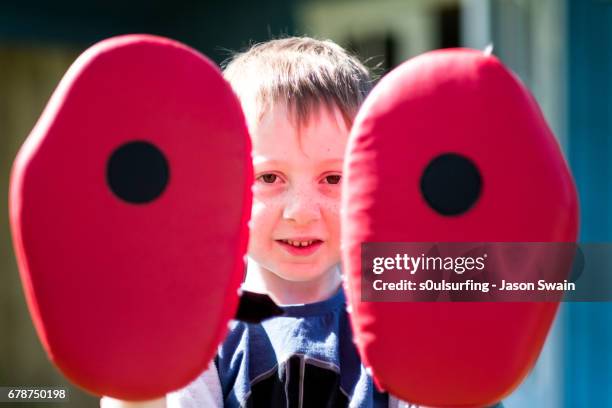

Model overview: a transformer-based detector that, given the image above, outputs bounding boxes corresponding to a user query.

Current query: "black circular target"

[420,153,482,216]
[106,141,169,204]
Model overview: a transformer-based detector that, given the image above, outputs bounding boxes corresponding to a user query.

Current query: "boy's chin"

[273,263,337,283]
[274,269,329,283]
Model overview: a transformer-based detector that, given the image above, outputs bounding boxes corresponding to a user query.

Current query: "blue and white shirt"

[168,288,388,407]
[215,288,388,407]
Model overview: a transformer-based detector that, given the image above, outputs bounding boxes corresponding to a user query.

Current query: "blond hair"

[222,36,372,128]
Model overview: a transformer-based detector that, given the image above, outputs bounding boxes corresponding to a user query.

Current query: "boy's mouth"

[278,239,321,247]
[276,239,323,255]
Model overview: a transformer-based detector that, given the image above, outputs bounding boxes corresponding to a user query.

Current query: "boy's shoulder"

[217,320,269,364]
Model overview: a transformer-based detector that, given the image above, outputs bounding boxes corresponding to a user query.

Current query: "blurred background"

[0,0,610,406]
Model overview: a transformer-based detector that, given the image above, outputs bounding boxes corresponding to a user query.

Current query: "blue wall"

[566,0,612,406]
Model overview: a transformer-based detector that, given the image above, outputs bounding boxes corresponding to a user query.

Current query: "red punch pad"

[9,35,252,400]
[342,49,578,407]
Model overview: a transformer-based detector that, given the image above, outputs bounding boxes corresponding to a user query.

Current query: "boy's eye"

[258,174,279,184]
[324,175,342,185]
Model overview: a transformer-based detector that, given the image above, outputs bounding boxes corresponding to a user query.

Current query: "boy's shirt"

[217,287,388,408]
[170,287,388,408]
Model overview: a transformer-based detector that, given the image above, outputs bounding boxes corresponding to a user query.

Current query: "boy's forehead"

[250,103,349,162]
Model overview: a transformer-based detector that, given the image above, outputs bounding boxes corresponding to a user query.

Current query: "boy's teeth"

[283,240,314,247]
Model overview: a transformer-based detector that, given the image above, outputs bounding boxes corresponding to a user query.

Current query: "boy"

[168,37,387,407]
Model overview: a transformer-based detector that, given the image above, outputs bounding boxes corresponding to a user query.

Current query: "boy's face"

[248,103,349,283]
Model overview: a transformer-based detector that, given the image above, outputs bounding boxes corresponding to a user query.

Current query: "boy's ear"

[234,290,285,323]
[9,34,252,400]
[341,48,578,406]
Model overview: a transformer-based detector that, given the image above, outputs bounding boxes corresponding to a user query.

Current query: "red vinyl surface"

[9,35,252,400]
[342,49,579,407]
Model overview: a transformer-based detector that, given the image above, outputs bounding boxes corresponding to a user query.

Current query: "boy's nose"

[282,189,321,225]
